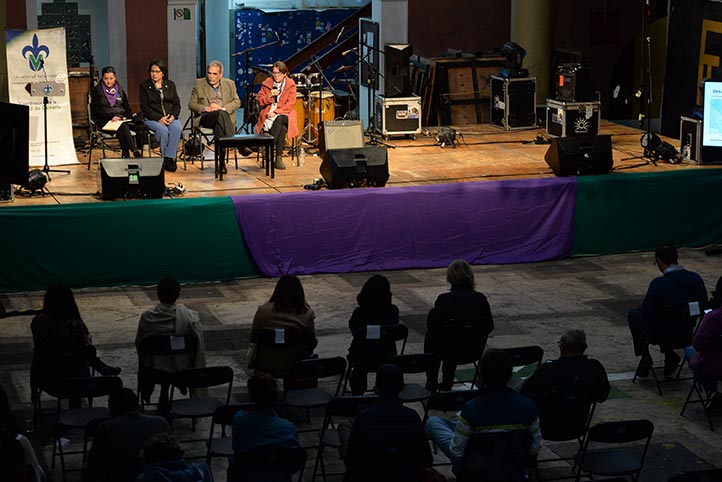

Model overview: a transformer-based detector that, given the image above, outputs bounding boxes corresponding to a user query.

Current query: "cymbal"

[257,63,273,68]
[333,65,356,73]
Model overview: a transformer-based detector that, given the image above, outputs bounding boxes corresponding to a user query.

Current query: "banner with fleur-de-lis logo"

[5,28,77,166]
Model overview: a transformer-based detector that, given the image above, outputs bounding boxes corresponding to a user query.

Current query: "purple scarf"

[102,83,119,106]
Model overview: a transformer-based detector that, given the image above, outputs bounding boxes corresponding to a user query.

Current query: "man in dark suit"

[188,60,243,172]
[628,246,708,377]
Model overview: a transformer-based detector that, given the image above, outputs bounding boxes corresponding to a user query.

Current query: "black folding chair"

[680,335,722,430]
[253,327,317,379]
[573,419,654,482]
[668,469,722,481]
[499,345,544,390]
[387,353,440,406]
[343,323,409,395]
[455,429,532,482]
[312,395,380,482]
[51,376,123,482]
[423,389,482,466]
[282,356,347,428]
[206,403,255,467]
[431,318,489,389]
[227,445,307,482]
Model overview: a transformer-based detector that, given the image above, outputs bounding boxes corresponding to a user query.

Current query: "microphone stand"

[232,37,280,134]
[32,61,70,178]
[358,43,397,148]
[307,54,336,146]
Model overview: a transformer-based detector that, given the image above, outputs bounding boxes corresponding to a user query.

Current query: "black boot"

[275,154,286,170]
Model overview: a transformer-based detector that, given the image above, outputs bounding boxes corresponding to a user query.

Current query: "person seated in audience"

[521,328,610,403]
[31,285,120,401]
[248,275,317,382]
[426,349,540,474]
[1,384,44,482]
[135,276,207,407]
[91,65,141,159]
[628,246,707,378]
[87,388,171,482]
[347,274,400,395]
[136,432,212,482]
[139,59,183,172]
[424,259,494,391]
[343,364,433,482]
[229,373,300,481]
[687,275,722,411]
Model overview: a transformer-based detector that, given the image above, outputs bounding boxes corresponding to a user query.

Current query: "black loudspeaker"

[320,146,389,189]
[318,120,364,158]
[544,135,613,176]
[99,158,165,200]
[384,44,412,97]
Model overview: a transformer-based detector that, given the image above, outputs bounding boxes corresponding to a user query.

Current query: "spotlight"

[499,41,528,78]
[27,169,47,191]
[654,141,681,163]
[640,132,661,153]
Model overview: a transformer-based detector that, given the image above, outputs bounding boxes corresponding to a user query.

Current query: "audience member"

[343,364,433,482]
[521,329,609,441]
[135,276,207,406]
[687,275,722,411]
[248,275,317,380]
[188,60,242,173]
[31,285,120,401]
[87,388,171,482]
[424,259,494,391]
[229,374,299,481]
[628,246,708,377]
[139,59,182,172]
[1,384,44,482]
[136,432,213,482]
[426,349,540,474]
[91,66,141,159]
[347,275,400,395]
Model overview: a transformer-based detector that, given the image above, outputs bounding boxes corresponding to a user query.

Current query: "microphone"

[335,26,345,44]
[342,47,358,57]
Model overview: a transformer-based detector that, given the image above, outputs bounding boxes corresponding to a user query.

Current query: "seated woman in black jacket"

[424,259,494,391]
[91,66,140,159]
[347,275,400,395]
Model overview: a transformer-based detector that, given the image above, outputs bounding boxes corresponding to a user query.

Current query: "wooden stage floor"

[4,120,713,206]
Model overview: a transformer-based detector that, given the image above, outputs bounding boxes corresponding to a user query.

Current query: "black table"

[215,134,275,180]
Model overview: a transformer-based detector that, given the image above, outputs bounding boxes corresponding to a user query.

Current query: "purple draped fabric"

[232,178,577,277]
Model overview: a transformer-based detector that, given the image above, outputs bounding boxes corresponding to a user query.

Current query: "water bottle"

[298,146,306,167]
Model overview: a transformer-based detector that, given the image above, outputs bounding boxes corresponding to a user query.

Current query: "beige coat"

[188,77,241,128]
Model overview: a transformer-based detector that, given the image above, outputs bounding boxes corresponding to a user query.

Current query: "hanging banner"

[5,28,78,166]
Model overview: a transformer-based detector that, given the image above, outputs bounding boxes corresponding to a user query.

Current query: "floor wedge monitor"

[544,135,613,176]
[99,158,165,200]
[320,146,389,189]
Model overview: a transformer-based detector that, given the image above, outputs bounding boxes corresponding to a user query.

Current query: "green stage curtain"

[0,197,256,293]
[573,169,722,256]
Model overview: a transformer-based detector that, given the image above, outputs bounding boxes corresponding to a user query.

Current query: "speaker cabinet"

[98,158,165,200]
[384,44,412,98]
[320,146,389,189]
[318,120,364,158]
[544,135,613,176]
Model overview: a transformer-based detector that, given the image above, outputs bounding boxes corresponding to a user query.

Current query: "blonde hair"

[446,259,475,291]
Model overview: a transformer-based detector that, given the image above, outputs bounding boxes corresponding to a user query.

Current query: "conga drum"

[308,91,335,138]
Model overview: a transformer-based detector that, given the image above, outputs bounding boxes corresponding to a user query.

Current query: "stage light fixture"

[499,41,528,78]
[27,169,47,191]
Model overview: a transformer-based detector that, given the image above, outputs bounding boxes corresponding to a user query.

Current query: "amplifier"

[555,64,595,102]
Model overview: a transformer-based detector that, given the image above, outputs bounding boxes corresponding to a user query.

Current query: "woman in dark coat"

[424,259,494,391]
[91,66,140,159]
[347,275,400,395]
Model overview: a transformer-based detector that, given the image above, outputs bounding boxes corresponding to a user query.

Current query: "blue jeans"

[144,118,182,159]
[425,416,459,464]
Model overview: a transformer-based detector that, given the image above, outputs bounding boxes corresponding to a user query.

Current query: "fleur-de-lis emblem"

[21,34,50,72]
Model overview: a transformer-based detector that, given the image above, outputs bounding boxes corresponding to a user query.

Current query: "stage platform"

[3,120,715,206]
[2,120,722,294]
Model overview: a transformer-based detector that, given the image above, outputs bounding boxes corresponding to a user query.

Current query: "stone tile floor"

[2,248,722,481]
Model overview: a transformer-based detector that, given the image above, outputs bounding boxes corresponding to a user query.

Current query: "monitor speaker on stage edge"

[544,135,613,176]
[0,102,30,201]
[320,146,389,189]
[318,120,364,159]
[98,158,165,200]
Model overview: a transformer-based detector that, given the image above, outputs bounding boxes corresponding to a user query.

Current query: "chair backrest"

[668,469,722,481]
[502,346,544,369]
[326,395,380,418]
[586,419,654,444]
[387,353,440,374]
[172,366,234,404]
[255,328,315,348]
[212,402,256,427]
[287,356,347,381]
[535,386,597,442]
[57,376,123,400]
[456,429,531,482]
[139,334,199,359]
[425,389,482,415]
[228,445,307,481]
[352,323,409,348]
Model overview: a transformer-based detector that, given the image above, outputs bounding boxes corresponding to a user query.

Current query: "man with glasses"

[189,60,243,173]
[256,61,298,170]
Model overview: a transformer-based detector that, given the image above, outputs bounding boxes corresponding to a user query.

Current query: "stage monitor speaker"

[318,120,364,158]
[544,135,613,176]
[99,158,165,200]
[320,146,389,189]
[384,44,412,98]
